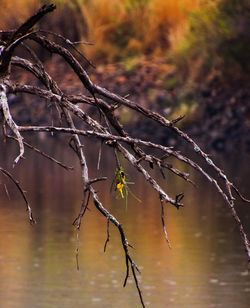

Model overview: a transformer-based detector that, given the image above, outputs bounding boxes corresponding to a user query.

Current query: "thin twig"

[75,230,80,271]
[0,167,35,223]
[104,218,110,252]
[38,29,95,68]
[7,135,73,170]
[160,199,172,248]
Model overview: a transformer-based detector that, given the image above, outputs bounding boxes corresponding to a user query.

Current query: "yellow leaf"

[116,182,124,198]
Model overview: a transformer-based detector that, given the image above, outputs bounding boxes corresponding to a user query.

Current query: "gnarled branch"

[0,4,249,308]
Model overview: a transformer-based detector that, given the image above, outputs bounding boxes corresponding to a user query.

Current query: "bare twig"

[104,218,110,252]
[0,166,35,223]
[90,187,145,308]
[38,29,95,68]
[160,199,172,248]
[7,135,73,170]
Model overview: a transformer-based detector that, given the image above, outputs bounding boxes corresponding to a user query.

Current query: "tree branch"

[0,84,24,166]
[0,166,35,223]
[0,5,249,307]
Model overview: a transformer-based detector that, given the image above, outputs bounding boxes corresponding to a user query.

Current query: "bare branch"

[0,4,55,76]
[160,199,172,248]
[0,84,24,166]
[7,135,73,170]
[0,5,249,307]
[90,187,145,308]
[104,218,110,252]
[0,166,35,223]
[38,29,95,68]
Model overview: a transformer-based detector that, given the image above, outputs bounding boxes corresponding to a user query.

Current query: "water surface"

[0,139,249,307]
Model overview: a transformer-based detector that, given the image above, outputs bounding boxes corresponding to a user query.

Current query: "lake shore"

[9,57,250,153]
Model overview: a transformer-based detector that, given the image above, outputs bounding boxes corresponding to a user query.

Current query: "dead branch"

[0,4,249,308]
[0,84,24,165]
[0,166,35,223]
[7,135,73,170]
[160,199,172,248]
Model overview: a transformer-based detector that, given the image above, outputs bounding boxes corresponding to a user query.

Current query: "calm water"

[0,139,250,308]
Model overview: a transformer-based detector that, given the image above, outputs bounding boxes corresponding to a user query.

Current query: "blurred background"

[1,0,250,150]
[0,1,250,307]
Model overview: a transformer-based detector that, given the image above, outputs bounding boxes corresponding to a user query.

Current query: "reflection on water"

[0,139,250,307]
